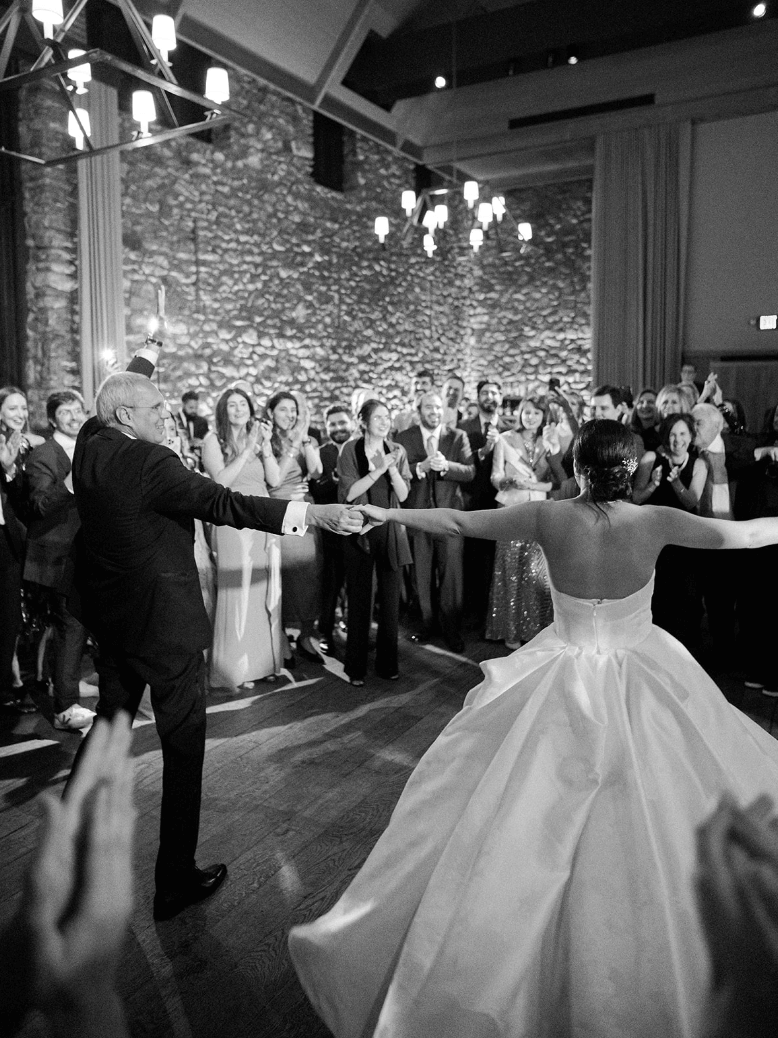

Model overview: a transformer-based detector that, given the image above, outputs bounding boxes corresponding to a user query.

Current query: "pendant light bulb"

[205,67,230,105]
[463,180,479,208]
[152,14,177,64]
[470,227,484,252]
[32,0,63,39]
[434,203,448,227]
[477,201,493,229]
[132,90,156,137]
[401,190,416,216]
[67,50,92,94]
[423,233,437,257]
[422,209,437,232]
[492,196,506,222]
[67,109,91,151]
[517,222,533,241]
[374,216,389,244]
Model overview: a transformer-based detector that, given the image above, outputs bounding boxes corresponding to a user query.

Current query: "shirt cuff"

[282,500,308,536]
[134,346,159,365]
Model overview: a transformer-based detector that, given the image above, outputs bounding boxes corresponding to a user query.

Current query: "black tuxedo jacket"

[73,424,290,657]
[24,437,80,591]
[395,425,474,510]
[457,415,509,510]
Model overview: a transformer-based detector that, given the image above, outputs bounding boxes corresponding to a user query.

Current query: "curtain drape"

[591,122,691,393]
[77,80,125,406]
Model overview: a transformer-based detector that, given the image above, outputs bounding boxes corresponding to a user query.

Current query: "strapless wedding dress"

[289,576,778,1038]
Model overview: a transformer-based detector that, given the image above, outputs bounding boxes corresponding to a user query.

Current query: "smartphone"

[548,378,560,393]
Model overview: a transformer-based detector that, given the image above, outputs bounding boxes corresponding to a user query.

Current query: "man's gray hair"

[95,372,150,427]
[691,402,724,436]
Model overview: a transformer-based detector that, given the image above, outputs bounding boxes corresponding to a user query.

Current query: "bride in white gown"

[289,420,778,1038]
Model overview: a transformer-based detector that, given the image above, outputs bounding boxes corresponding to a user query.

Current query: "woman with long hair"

[202,387,283,687]
[633,413,706,650]
[336,398,411,686]
[485,396,565,648]
[266,390,324,661]
[291,419,778,1038]
[628,387,660,451]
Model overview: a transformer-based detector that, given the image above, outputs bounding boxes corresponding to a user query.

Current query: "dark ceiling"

[344,0,774,109]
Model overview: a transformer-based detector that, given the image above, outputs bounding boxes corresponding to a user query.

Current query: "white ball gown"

[289,574,778,1038]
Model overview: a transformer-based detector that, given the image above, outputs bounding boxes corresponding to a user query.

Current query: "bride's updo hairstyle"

[572,420,638,505]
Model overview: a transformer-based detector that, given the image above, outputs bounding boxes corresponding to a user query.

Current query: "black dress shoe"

[0,693,38,715]
[153,863,228,921]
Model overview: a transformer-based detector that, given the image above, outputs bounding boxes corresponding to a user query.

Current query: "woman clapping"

[337,399,411,686]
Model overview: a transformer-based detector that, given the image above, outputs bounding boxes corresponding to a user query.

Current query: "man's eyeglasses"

[121,403,168,415]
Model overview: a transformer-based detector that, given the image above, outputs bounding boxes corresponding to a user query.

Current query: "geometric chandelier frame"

[0,0,236,166]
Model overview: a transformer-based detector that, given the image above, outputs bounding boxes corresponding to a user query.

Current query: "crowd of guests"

[2,359,778,723]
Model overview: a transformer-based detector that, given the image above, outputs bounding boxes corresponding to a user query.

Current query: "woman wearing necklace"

[266,391,324,662]
[485,397,565,648]
[337,398,411,686]
[633,413,706,651]
[202,388,283,687]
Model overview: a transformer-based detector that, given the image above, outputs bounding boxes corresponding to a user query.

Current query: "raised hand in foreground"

[0,714,135,1038]
[696,793,778,1038]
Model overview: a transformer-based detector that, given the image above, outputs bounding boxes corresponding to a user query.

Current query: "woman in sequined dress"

[485,397,565,648]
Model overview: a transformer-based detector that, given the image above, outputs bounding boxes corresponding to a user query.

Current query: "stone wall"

[18,67,591,427]
[17,79,80,423]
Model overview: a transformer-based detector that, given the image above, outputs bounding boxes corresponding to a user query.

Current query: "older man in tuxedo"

[396,391,474,652]
[72,349,362,920]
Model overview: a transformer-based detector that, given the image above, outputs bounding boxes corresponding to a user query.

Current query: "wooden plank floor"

[2,629,776,1038]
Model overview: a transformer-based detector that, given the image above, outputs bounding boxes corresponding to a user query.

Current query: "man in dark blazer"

[396,391,474,652]
[0,430,31,715]
[458,379,510,632]
[72,349,362,920]
[24,390,95,731]
[309,403,354,654]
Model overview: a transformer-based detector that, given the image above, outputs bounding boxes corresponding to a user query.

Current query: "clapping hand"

[259,419,273,445]
[542,423,561,456]
[429,450,448,473]
[0,429,22,473]
[0,714,135,1033]
[700,373,723,407]
[484,426,500,451]
[245,420,262,456]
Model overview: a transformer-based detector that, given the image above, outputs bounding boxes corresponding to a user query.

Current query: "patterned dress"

[485,432,554,645]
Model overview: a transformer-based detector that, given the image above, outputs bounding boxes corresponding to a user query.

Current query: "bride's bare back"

[378,494,778,602]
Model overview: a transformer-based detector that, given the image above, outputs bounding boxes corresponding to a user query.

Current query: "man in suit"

[396,391,474,652]
[0,428,32,715]
[309,403,353,654]
[72,353,362,920]
[458,379,509,631]
[24,390,95,732]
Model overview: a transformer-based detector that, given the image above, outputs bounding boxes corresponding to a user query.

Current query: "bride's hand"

[356,504,387,528]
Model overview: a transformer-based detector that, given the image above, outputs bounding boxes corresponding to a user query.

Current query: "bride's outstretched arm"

[656,506,778,551]
[358,502,543,541]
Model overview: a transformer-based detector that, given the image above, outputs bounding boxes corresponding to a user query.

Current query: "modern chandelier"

[374,180,532,257]
[0,0,235,166]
